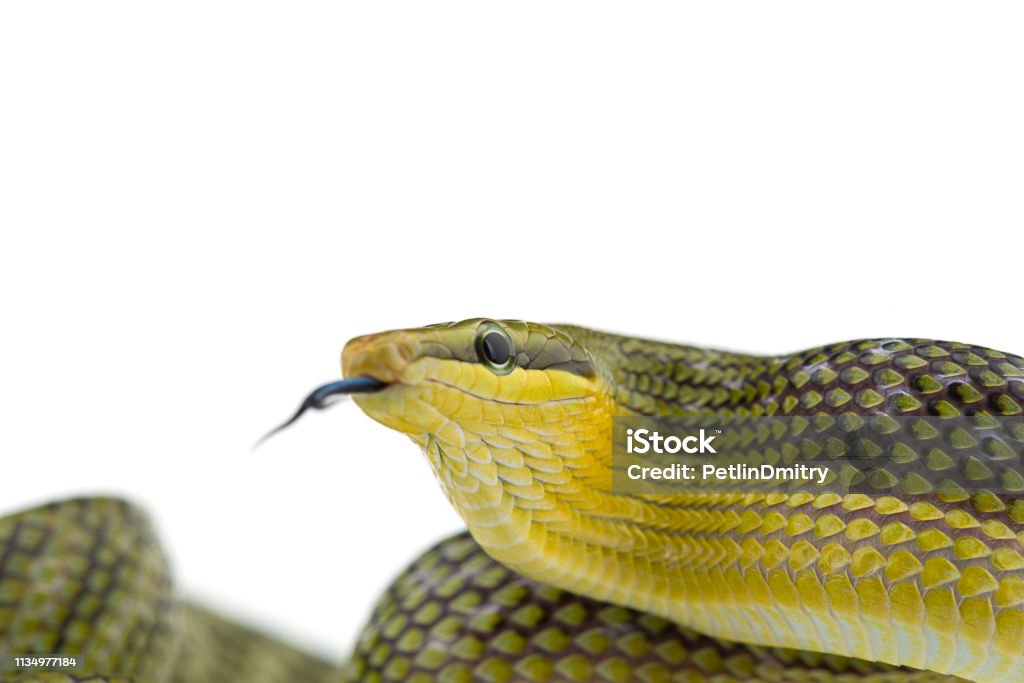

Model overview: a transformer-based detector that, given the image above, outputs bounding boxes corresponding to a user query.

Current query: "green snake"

[5,319,1024,683]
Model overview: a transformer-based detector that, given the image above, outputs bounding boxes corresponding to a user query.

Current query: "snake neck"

[564,325,787,417]
[422,329,794,596]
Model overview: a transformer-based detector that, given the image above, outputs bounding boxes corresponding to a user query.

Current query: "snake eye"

[475,323,516,375]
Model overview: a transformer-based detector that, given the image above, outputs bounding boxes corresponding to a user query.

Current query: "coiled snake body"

[5,320,1024,683]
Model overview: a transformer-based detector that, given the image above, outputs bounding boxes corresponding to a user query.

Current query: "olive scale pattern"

[562,333,1024,671]
[345,532,961,683]
[0,498,340,683]
[576,333,1024,420]
[579,333,1024,496]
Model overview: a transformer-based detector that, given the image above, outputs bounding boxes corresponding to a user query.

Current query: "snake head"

[340,318,615,549]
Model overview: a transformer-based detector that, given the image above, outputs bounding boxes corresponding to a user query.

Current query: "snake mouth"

[256,376,389,445]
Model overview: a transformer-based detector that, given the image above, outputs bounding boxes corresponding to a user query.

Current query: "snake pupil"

[481,331,512,366]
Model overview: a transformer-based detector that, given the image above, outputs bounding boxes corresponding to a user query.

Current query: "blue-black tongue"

[254,377,387,448]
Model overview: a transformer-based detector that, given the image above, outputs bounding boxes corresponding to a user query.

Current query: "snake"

[4,318,1024,683]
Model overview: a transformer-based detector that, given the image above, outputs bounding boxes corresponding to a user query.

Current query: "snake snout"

[342,331,421,386]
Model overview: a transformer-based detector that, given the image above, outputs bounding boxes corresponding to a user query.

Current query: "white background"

[1,1,1022,662]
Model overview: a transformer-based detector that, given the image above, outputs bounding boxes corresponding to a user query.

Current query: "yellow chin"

[350,358,614,553]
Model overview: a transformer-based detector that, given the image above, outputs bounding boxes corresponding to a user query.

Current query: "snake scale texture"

[5,319,1024,683]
